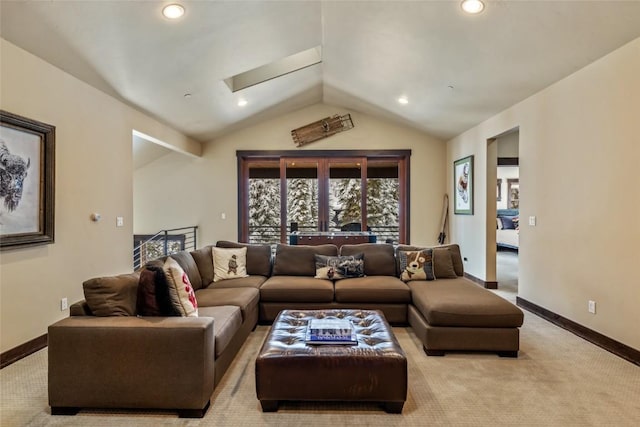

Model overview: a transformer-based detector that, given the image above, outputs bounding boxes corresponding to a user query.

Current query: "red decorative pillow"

[163,257,199,317]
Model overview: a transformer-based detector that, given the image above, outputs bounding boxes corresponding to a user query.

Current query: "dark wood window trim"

[237,150,411,244]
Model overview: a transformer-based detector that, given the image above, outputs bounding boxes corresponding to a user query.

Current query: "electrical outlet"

[588,300,596,314]
[61,297,68,311]
[221,212,226,220]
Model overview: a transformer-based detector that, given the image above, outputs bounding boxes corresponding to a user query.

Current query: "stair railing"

[133,226,198,270]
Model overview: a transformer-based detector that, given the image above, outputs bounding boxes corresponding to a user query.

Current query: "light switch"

[221,213,226,220]
[116,216,124,227]
[529,216,536,226]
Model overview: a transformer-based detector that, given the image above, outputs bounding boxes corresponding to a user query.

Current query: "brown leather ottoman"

[255,309,407,413]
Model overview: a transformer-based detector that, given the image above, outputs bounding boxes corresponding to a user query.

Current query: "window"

[238,150,410,244]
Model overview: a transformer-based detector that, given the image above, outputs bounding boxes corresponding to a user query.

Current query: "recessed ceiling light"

[398,96,409,105]
[461,0,484,14]
[237,99,248,107]
[162,4,185,19]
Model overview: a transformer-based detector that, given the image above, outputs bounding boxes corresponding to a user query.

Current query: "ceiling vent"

[224,46,322,92]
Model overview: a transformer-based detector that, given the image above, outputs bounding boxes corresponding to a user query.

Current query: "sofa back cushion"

[168,250,203,290]
[190,246,214,288]
[83,273,140,316]
[216,241,272,277]
[273,244,338,276]
[396,244,464,277]
[340,243,396,276]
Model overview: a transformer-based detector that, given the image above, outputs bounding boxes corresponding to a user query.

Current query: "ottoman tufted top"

[258,309,405,358]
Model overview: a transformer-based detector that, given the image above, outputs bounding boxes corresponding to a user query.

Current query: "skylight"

[224,46,322,93]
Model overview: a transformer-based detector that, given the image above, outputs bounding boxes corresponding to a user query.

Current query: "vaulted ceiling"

[2,1,640,144]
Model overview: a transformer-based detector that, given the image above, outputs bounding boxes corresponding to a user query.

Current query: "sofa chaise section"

[401,244,524,357]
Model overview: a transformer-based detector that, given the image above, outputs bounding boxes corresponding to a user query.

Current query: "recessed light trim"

[162,4,185,19]
[461,0,484,14]
[398,96,409,105]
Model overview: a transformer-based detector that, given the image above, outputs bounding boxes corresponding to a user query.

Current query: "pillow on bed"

[496,218,503,230]
[500,216,518,230]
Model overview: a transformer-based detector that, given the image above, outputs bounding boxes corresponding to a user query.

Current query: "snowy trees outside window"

[241,153,408,244]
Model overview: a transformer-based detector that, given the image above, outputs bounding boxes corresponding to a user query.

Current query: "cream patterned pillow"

[163,257,198,317]
[212,247,249,282]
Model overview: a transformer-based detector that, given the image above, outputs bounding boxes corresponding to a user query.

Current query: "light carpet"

[2,258,640,426]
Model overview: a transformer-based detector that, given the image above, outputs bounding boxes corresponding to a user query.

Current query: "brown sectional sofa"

[48,240,523,418]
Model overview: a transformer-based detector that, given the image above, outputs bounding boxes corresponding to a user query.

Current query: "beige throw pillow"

[163,257,199,317]
[212,247,249,282]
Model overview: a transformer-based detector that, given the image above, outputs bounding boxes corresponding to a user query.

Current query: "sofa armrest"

[48,316,215,413]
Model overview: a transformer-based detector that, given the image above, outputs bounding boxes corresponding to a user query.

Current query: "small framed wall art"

[0,110,55,249]
[454,155,473,215]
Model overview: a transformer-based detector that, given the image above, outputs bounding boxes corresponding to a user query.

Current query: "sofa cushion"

[409,278,524,327]
[136,261,179,316]
[195,287,259,321]
[315,253,364,279]
[432,247,458,279]
[168,250,203,291]
[207,275,268,289]
[190,246,214,289]
[216,241,272,277]
[272,244,338,276]
[199,306,242,358]
[340,243,396,276]
[334,276,411,303]
[398,249,434,281]
[260,276,334,302]
[83,273,139,316]
[212,247,249,282]
[163,257,199,317]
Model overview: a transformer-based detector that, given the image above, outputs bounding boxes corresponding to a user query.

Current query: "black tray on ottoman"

[255,309,407,413]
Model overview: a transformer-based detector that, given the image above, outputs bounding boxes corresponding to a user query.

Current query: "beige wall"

[497,131,519,158]
[134,103,446,247]
[447,37,640,350]
[0,39,199,352]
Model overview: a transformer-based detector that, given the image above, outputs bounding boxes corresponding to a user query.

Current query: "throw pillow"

[432,247,458,279]
[500,216,517,230]
[136,260,179,316]
[496,218,503,229]
[163,257,199,317]
[315,254,365,279]
[399,250,434,282]
[212,247,249,282]
[83,273,139,316]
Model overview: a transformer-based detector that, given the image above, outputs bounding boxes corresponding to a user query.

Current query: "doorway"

[488,129,519,294]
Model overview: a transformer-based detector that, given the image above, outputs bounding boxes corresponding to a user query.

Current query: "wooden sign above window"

[291,114,354,147]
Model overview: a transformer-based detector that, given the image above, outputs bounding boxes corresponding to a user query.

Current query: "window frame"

[237,150,411,244]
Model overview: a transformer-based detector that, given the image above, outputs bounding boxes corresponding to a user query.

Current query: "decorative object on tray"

[454,155,473,215]
[0,110,55,249]
[305,318,357,345]
[291,114,354,147]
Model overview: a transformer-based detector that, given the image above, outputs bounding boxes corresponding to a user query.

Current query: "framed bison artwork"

[0,110,55,249]
[454,155,473,215]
